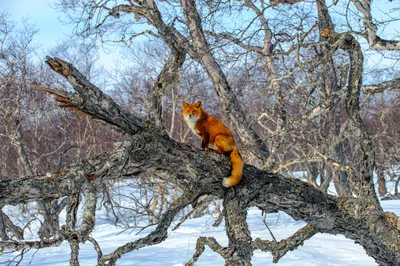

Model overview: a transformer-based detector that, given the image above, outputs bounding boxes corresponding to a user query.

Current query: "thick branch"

[1,127,399,264]
[42,57,145,135]
[0,140,129,206]
[316,1,375,193]
[69,241,80,266]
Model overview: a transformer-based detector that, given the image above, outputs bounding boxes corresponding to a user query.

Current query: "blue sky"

[1,0,121,70]
[1,0,70,51]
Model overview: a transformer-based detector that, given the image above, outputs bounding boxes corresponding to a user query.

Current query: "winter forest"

[0,0,400,265]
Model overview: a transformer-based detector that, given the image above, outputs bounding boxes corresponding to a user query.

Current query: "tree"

[1,0,400,265]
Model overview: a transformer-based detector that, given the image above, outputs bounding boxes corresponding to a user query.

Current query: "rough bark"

[42,56,145,135]
[223,190,253,265]
[2,129,399,264]
[362,78,400,94]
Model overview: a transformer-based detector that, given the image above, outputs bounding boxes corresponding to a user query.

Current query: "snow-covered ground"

[1,181,399,266]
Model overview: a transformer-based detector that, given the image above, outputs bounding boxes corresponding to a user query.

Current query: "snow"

[1,184,399,265]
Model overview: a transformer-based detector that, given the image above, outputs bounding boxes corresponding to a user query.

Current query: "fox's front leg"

[202,133,219,153]
[201,132,210,150]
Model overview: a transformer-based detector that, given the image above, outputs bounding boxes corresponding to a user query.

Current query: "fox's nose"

[189,114,193,117]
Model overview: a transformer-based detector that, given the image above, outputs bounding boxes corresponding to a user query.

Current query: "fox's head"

[182,101,202,123]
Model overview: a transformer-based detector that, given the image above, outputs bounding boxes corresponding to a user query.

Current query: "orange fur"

[182,101,244,187]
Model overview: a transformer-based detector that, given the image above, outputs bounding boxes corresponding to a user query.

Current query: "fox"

[182,101,244,187]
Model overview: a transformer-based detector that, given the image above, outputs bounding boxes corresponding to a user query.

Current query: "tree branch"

[149,48,186,128]
[0,235,64,250]
[223,189,253,265]
[204,30,264,54]
[362,78,400,95]
[42,56,145,135]
[0,209,23,240]
[252,224,317,263]
[98,189,203,266]
[185,237,231,266]
[351,0,400,51]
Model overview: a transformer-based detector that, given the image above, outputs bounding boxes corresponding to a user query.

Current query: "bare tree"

[1,0,400,265]
[0,54,398,265]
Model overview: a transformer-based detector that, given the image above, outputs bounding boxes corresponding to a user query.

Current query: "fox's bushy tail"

[222,147,244,187]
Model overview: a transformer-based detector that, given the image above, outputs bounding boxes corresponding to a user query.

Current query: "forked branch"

[186,224,317,264]
[252,224,318,263]
[185,237,231,266]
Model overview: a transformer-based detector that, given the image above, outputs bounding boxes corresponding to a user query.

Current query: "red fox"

[182,101,244,187]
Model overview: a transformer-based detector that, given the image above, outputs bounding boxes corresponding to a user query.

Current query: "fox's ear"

[182,102,188,108]
[195,101,202,108]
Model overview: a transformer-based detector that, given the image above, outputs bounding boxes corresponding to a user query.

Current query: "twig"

[263,213,277,242]
[172,196,207,231]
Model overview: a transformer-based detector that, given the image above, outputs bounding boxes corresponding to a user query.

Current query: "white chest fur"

[185,116,201,137]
